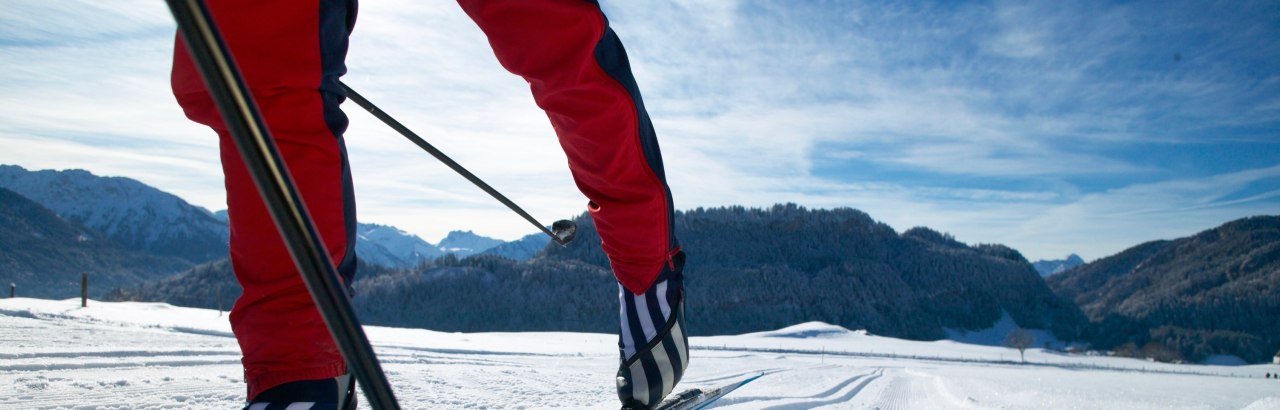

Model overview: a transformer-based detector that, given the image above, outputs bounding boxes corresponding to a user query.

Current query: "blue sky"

[1,0,1277,261]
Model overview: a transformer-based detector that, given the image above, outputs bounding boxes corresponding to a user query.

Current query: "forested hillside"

[1048,215,1280,363]
[105,258,237,309]
[353,204,1087,340]
[103,205,1280,363]
[107,204,1084,341]
[0,188,191,299]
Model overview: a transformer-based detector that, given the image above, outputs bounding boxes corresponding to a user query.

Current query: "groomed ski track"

[3,299,1278,409]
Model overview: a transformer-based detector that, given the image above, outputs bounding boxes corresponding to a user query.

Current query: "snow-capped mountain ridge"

[0,164,524,271]
[436,230,505,257]
[0,187,192,299]
[355,223,442,268]
[0,165,228,263]
[1032,254,1085,277]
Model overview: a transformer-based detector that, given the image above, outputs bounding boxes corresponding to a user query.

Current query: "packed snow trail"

[3,299,1280,409]
[2,305,243,408]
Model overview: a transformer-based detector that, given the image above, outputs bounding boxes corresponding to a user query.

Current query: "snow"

[751,322,858,339]
[3,298,1279,409]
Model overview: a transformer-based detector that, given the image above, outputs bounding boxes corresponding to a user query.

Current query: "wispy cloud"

[1,0,1276,257]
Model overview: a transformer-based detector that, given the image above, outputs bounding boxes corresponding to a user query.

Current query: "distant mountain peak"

[1032,254,1085,277]
[355,222,441,268]
[437,230,504,257]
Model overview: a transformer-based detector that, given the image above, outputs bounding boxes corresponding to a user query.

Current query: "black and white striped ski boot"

[617,251,688,409]
[244,373,356,410]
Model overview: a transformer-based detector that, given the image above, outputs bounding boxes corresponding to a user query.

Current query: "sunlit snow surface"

[2,299,1278,409]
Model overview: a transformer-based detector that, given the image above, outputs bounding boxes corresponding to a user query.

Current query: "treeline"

[109,204,1085,342]
[106,258,239,310]
[353,255,617,332]
[107,257,399,312]
[1048,215,1280,363]
[99,205,1280,363]
[354,204,1087,340]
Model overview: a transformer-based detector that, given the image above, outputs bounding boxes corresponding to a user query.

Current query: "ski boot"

[617,252,689,409]
[244,374,356,410]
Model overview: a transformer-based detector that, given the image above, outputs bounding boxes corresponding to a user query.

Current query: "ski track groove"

[375,349,529,368]
[685,367,787,385]
[378,357,522,368]
[1,358,242,372]
[874,372,911,410]
[728,369,874,403]
[0,350,238,360]
[761,368,884,410]
[870,369,961,410]
[6,378,240,409]
[710,367,885,409]
[376,343,556,358]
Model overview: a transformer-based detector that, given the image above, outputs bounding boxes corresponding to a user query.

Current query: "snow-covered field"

[2,298,1278,409]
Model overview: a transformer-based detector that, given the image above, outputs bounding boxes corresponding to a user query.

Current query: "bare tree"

[1140,341,1182,363]
[1005,327,1035,363]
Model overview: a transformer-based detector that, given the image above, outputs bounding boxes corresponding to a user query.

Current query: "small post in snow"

[216,286,223,317]
[80,273,87,308]
[8,282,14,298]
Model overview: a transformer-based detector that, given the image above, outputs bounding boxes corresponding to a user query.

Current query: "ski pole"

[164,1,400,408]
[338,82,578,246]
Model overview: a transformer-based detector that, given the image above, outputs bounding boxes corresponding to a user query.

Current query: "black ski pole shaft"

[163,1,400,408]
[339,81,576,245]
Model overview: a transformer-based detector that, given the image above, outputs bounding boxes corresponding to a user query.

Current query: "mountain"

[1032,254,1085,277]
[1047,215,1280,363]
[436,230,504,257]
[214,210,447,269]
[0,165,228,263]
[480,232,550,261]
[355,223,441,268]
[0,187,192,299]
[353,204,1088,340]
[110,204,1086,340]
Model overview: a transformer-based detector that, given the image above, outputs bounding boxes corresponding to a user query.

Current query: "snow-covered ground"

[2,298,1278,409]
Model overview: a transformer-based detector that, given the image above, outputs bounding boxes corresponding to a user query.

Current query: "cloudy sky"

[2,0,1277,261]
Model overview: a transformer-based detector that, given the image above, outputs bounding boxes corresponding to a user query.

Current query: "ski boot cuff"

[244,374,356,410]
[617,293,688,407]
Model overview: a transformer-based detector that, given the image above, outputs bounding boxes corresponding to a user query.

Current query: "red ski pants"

[173,0,677,399]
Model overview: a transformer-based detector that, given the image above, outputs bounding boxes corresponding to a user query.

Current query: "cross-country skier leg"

[171,0,360,408]
[457,0,688,407]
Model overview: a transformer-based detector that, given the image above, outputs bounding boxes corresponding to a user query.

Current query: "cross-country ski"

[651,373,763,410]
